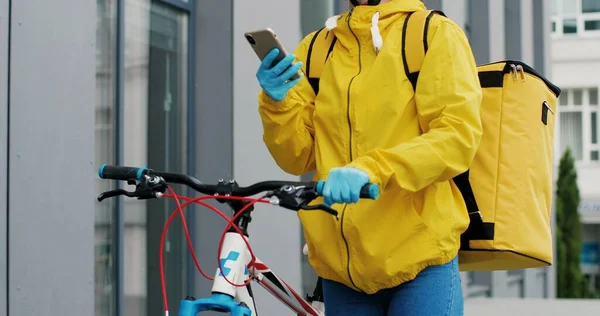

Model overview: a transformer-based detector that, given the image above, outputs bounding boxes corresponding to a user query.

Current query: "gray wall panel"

[533,0,545,73]
[335,0,348,13]
[467,0,490,64]
[533,0,549,75]
[424,0,443,10]
[233,0,304,315]
[193,1,235,313]
[8,0,95,314]
[504,0,522,60]
[0,0,8,314]
[301,0,334,36]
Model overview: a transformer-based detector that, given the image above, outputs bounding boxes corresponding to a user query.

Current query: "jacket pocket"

[343,188,440,279]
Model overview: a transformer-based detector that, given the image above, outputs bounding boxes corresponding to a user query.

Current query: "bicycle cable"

[158,187,268,314]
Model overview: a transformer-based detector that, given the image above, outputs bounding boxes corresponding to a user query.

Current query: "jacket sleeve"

[258,32,319,176]
[348,18,483,192]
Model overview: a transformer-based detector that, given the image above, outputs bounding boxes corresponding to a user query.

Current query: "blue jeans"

[322,256,463,316]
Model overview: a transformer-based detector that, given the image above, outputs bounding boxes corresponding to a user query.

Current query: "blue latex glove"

[256,48,303,102]
[321,167,370,206]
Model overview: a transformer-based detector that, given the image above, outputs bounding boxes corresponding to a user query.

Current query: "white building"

[551,0,600,292]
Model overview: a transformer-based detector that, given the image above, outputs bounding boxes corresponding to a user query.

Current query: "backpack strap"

[305,28,337,95]
[401,9,446,91]
[402,10,493,245]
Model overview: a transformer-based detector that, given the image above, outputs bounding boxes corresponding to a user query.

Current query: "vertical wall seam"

[5,0,11,314]
[230,0,235,179]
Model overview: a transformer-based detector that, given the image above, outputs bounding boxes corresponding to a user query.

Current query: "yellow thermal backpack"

[305,10,561,271]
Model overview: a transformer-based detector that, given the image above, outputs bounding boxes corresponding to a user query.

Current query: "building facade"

[551,0,600,293]
[1,1,557,316]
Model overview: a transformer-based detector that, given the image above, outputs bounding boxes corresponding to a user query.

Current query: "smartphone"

[244,28,301,80]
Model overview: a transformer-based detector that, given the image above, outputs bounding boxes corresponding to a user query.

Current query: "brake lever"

[299,202,339,219]
[273,185,339,219]
[97,189,137,202]
[97,175,167,202]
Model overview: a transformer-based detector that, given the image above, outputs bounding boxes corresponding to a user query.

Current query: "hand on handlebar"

[318,167,374,206]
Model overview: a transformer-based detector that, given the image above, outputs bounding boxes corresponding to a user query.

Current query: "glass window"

[562,0,577,15]
[552,21,557,33]
[584,19,600,31]
[563,18,578,33]
[591,150,599,161]
[590,88,598,105]
[95,0,118,315]
[560,89,569,106]
[124,0,188,315]
[552,0,560,15]
[559,112,584,160]
[583,0,600,13]
[592,112,597,144]
[573,89,584,105]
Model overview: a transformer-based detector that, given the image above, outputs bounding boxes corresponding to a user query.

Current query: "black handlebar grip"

[359,183,379,199]
[98,164,148,181]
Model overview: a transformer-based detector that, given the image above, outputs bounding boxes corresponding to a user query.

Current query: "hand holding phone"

[245,28,304,101]
[245,28,302,80]
[255,48,304,101]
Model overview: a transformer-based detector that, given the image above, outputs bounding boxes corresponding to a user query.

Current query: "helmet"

[350,0,381,6]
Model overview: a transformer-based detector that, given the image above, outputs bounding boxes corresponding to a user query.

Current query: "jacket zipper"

[346,8,359,162]
[340,205,358,290]
[341,8,361,292]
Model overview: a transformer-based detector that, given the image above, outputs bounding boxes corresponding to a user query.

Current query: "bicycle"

[97,164,379,316]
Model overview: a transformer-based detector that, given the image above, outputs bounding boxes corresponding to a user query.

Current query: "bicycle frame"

[179,231,324,316]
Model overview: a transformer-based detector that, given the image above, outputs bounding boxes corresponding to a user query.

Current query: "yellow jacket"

[258,0,482,294]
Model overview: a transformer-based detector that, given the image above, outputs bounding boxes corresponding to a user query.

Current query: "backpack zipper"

[341,7,361,292]
[480,60,561,97]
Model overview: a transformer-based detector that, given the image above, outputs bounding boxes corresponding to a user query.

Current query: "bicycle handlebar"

[98,164,379,200]
[98,163,377,315]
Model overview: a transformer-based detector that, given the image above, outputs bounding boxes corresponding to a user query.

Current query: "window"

[95,0,191,315]
[552,0,600,36]
[559,87,600,163]
[123,1,188,315]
